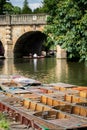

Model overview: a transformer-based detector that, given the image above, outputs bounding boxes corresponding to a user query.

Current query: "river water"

[0,58,87,86]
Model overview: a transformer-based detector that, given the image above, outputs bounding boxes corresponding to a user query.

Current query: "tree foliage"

[43,0,87,61]
[42,0,58,15]
[33,7,45,14]
[12,6,21,14]
[22,0,32,14]
[0,0,10,14]
[4,2,14,14]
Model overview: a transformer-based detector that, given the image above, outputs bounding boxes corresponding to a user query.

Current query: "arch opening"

[14,31,47,58]
[0,41,5,58]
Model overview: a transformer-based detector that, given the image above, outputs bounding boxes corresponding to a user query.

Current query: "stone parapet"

[0,14,47,25]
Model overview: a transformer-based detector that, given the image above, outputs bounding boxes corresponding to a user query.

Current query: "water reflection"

[33,59,37,72]
[0,59,4,74]
[0,58,87,86]
[3,59,15,75]
[55,59,68,82]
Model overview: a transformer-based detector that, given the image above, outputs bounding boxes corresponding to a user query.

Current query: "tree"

[0,0,10,14]
[43,0,87,61]
[22,0,32,14]
[13,6,21,14]
[33,0,59,15]
[4,2,14,14]
[33,7,45,14]
[0,0,22,15]
[42,0,59,15]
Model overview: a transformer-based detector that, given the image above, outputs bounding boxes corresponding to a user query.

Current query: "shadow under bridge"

[14,31,47,58]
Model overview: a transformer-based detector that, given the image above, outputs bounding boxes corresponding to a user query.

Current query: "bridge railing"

[0,15,10,25]
[0,14,47,25]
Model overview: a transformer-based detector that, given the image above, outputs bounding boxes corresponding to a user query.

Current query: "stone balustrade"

[0,14,47,25]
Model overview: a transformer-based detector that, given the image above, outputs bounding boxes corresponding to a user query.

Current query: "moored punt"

[0,76,87,129]
[49,82,77,91]
[0,75,41,91]
[0,56,5,59]
[0,93,62,129]
[34,110,87,129]
[0,92,87,130]
[23,55,45,59]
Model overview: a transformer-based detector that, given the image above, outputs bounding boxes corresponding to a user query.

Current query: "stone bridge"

[0,14,47,58]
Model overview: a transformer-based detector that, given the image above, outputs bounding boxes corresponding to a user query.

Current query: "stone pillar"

[56,45,67,59]
[4,26,14,58]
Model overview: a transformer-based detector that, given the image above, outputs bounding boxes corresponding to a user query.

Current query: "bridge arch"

[14,31,47,58]
[0,41,5,57]
[0,14,47,58]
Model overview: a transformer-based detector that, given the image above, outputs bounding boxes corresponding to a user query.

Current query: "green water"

[0,58,87,86]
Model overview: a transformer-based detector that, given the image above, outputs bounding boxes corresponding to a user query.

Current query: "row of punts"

[0,75,87,129]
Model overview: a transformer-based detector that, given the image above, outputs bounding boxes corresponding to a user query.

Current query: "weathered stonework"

[0,14,46,58]
[0,14,66,59]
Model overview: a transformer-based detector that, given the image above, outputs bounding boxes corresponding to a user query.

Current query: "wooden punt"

[0,93,87,130]
[0,75,41,91]
[34,110,87,129]
[0,76,87,129]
